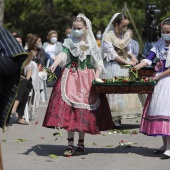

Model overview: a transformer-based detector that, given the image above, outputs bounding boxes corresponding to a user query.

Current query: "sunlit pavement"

[1,88,168,170]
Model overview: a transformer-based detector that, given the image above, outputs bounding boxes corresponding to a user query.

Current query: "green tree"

[0,0,4,26]
[3,0,170,43]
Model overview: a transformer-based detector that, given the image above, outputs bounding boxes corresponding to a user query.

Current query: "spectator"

[43,30,63,77]
[24,33,33,50]
[11,35,33,125]
[27,34,47,93]
[96,30,102,47]
[10,30,19,36]
[65,27,72,38]
[13,34,26,48]
[127,29,140,58]
[27,34,45,71]
[11,63,32,125]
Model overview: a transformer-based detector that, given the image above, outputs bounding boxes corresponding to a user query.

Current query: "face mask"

[162,33,170,41]
[73,29,84,37]
[96,34,102,39]
[36,43,42,48]
[66,33,70,38]
[50,37,57,43]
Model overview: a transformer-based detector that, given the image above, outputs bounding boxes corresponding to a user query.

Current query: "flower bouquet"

[43,66,57,82]
[93,65,156,94]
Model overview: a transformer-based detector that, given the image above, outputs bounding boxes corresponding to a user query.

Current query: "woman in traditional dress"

[135,18,170,159]
[101,13,143,128]
[42,13,113,156]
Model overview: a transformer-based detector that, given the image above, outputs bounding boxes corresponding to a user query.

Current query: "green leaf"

[2,139,7,142]
[53,132,59,136]
[48,154,58,159]
[58,131,62,137]
[105,145,113,147]
[93,142,97,146]
[13,139,26,143]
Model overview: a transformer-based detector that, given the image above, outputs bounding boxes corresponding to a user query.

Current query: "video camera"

[146,4,161,17]
[143,3,161,42]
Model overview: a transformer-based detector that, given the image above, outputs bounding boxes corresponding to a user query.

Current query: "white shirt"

[45,44,56,59]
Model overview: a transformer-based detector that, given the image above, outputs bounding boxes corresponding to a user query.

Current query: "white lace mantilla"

[61,68,100,110]
[63,38,90,62]
[63,38,104,73]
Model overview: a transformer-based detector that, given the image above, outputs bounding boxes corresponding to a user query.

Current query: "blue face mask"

[66,33,70,38]
[162,33,170,41]
[73,29,84,37]
[96,34,102,39]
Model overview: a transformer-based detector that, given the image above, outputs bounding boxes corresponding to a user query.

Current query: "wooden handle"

[0,143,4,170]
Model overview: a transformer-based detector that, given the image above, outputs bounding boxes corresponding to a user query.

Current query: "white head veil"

[100,13,121,58]
[101,13,130,58]
[102,13,121,40]
[69,13,105,73]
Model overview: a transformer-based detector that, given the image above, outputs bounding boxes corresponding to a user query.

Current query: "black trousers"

[16,79,32,117]
[0,57,19,94]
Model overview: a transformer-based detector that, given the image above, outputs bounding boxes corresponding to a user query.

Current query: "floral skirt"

[43,69,113,134]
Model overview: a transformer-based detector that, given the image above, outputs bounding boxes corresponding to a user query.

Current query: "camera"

[146,4,161,17]
[142,4,161,58]
[143,3,161,42]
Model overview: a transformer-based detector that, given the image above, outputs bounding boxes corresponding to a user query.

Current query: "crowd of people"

[1,12,170,162]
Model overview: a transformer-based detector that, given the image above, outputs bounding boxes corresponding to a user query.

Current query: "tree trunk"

[0,0,4,26]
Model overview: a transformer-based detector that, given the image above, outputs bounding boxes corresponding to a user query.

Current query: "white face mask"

[162,33,170,41]
[50,37,57,43]
[66,33,70,38]
[37,44,42,48]
[73,29,84,37]
[96,34,102,39]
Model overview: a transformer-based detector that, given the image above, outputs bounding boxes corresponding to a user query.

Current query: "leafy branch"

[43,66,57,82]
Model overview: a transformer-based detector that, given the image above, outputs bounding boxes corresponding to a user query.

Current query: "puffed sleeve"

[102,41,119,62]
[56,47,69,67]
[142,51,156,66]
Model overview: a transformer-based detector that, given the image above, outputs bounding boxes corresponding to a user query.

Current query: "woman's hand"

[128,61,136,66]
[49,63,58,73]
[94,68,101,79]
[152,75,161,81]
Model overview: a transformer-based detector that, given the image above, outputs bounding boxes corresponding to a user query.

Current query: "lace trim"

[63,38,90,62]
[61,69,100,110]
[105,31,131,50]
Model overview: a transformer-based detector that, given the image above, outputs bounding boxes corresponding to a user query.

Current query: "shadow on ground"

[22,144,159,158]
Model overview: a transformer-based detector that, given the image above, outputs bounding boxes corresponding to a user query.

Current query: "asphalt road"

[1,88,169,170]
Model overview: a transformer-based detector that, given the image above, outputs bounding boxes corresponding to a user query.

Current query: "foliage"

[3,0,170,43]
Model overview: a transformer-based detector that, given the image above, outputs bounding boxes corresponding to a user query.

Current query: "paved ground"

[1,88,170,170]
